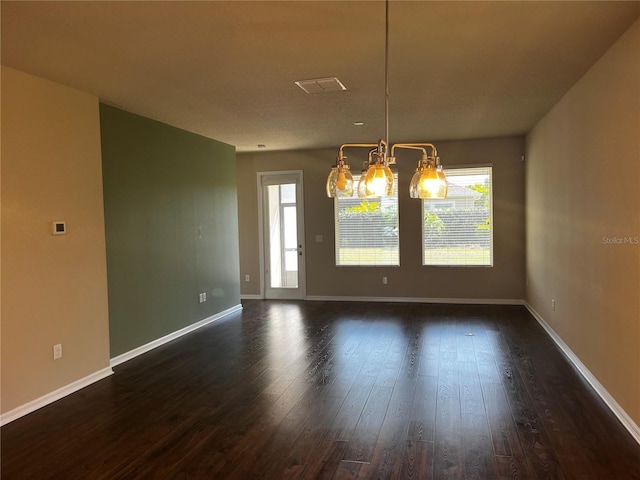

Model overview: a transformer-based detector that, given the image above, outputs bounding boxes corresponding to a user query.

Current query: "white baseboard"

[110,303,243,368]
[525,302,640,445]
[305,295,524,305]
[241,294,263,300]
[1,304,243,427]
[1,367,114,426]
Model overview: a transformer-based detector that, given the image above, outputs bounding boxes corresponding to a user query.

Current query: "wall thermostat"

[52,221,66,235]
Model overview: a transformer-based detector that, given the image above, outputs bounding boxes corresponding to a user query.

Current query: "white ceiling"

[2,1,639,152]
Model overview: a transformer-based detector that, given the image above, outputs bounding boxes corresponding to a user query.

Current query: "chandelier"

[326,0,448,200]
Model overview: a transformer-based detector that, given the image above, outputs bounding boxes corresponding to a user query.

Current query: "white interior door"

[259,171,305,299]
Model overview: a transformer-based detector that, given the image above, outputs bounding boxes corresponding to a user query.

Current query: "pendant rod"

[384,0,390,150]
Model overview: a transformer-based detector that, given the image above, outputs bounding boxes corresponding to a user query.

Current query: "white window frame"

[422,165,493,267]
[334,173,399,267]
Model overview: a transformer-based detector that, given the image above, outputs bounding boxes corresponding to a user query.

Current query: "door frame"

[257,170,306,299]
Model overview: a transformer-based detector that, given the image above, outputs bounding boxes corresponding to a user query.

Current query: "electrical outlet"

[53,344,62,360]
[245,274,250,282]
[202,292,206,302]
[382,276,388,285]
[552,299,556,311]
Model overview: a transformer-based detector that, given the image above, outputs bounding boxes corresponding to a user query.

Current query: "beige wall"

[526,20,640,424]
[1,67,111,414]
[237,136,525,300]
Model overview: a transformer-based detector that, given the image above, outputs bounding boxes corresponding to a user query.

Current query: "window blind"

[423,166,493,266]
[335,174,399,266]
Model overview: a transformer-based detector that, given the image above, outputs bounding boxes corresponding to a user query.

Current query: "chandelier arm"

[368,148,377,164]
[339,141,389,164]
[339,143,380,159]
[391,143,438,158]
[338,144,377,166]
[391,145,426,155]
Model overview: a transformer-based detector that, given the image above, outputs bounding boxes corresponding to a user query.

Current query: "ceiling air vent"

[295,77,347,94]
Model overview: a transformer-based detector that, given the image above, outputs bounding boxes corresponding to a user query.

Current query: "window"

[422,166,492,266]
[335,174,399,266]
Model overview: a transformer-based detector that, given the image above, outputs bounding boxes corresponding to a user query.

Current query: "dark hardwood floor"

[2,300,640,479]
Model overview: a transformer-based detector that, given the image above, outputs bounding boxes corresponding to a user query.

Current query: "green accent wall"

[100,104,241,357]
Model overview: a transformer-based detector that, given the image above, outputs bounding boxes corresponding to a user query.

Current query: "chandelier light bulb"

[364,161,394,197]
[336,168,348,190]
